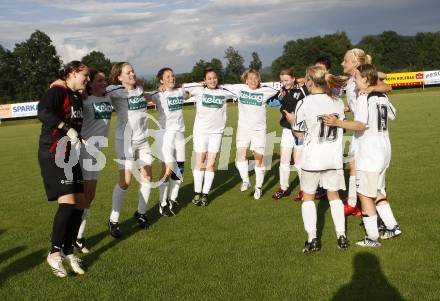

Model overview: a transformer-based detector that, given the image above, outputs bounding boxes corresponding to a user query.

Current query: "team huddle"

[37,48,401,278]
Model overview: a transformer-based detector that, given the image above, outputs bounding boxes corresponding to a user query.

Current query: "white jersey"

[294,94,345,171]
[106,85,149,142]
[353,92,396,172]
[81,95,112,139]
[151,88,186,132]
[346,76,358,112]
[221,84,278,131]
[184,83,235,134]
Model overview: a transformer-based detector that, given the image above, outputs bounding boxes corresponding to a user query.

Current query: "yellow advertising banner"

[384,72,424,87]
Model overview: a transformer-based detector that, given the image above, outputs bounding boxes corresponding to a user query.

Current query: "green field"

[1,89,439,300]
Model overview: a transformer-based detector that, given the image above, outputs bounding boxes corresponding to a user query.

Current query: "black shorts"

[38,149,84,202]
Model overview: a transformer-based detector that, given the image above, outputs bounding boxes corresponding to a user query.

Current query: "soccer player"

[74,69,113,253]
[222,69,278,199]
[271,68,308,201]
[183,68,235,206]
[107,62,152,237]
[341,48,391,216]
[285,65,348,253]
[324,64,401,247]
[150,68,187,216]
[38,61,89,277]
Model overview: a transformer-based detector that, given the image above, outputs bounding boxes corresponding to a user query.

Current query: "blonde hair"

[241,68,261,83]
[305,65,347,96]
[348,48,372,66]
[110,62,132,85]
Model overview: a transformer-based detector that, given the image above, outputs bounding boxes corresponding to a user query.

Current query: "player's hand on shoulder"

[50,79,67,89]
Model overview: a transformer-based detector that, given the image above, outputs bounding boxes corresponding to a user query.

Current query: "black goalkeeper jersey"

[37,86,83,154]
[279,85,308,129]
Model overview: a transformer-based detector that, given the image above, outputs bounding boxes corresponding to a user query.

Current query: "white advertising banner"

[10,101,39,118]
[424,70,440,85]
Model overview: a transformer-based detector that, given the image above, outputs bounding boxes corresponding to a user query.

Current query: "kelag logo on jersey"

[127,94,147,110]
[93,102,113,119]
[239,91,263,106]
[202,94,225,108]
[167,96,184,111]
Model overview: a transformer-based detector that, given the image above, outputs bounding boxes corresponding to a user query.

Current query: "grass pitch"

[0,88,439,300]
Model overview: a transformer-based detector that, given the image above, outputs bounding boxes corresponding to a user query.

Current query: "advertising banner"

[0,104,12,119]
[424,70,440,85]
[384,72,424,87]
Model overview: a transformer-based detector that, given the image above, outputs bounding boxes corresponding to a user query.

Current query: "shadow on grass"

[0,248,46,285]
[0,246,27,267]
[332,252,404,301]
[0,229,6,237]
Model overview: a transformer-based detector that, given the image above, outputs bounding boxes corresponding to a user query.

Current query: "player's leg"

[168,132,185,214]
[75,179,96,253]
[375,170,401,239]
[323,170,348,250]
[300,171,321,253]
[273,129,293,200]
[251,130,266,200]
[200,133,222,206]
[292,141,304,201]
[235,127,252,191]
[192,133,208,206]
[355,170,382,247]
[134,142,152,228]
[344,158,361,216]
[109,138,134,238]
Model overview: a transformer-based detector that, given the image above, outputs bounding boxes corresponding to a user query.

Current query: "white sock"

[110,184,126,223]
[363,214,380,240]
[169,179,181,201]
[235,160,249,184]
[137,182,151,214]
[254,166,265,188]
[202,171,215,194]
[279,163,290,190]
[301,201,317,242]
[193,169,204,193]
[348,176,357,207]
[77,208,89,239]
[159,181,169,206]
[376,203,398,229]
[329,199,346,237]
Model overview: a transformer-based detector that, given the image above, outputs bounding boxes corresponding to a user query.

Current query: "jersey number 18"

[317,114,339,143]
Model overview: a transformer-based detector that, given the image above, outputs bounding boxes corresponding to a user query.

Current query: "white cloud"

[1,0,439,74]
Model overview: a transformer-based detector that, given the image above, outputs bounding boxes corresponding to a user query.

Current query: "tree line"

[1,30,439,103]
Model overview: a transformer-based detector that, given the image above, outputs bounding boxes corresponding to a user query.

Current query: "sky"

[0,0,439,75]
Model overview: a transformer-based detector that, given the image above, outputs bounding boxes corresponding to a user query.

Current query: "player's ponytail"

[306,65,347,97]
[349,48,372,66]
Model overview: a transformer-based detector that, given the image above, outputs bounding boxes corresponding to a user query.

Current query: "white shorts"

[236,127,266,154]
[280,128,296,148]
[193,132,222,153]
[155,130,186,163]
[356,169,386,198]
[300,169,346,194]
[115,139,152,170]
